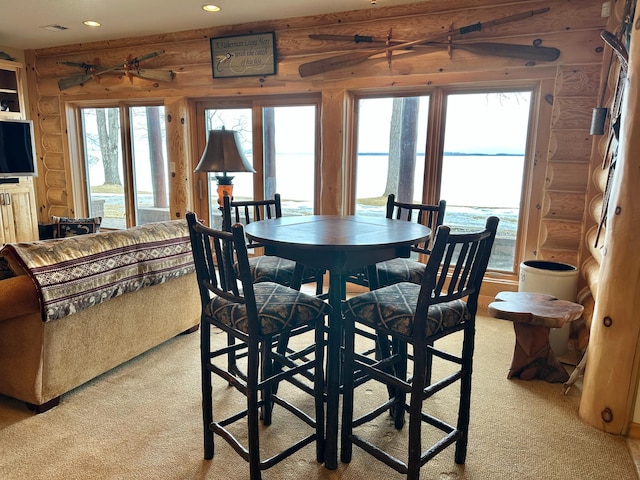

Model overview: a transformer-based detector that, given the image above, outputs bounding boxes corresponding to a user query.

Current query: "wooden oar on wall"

[309,35,560,62]
[299,7,552,77]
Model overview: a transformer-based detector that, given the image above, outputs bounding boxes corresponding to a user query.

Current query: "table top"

[244,214,430,249]
[488,291,584,328]
[244,215,431,274]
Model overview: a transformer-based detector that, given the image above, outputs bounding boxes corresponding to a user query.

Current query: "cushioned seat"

[343,283,470,337]
[207,281,329,336]
[375,257,426,286]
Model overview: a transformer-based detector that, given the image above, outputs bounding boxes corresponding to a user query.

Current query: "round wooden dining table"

[244,215,431,469]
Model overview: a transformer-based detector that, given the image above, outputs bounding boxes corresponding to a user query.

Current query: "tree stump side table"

[488,291,584,383]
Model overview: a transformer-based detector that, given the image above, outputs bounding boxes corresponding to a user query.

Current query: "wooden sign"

[209,32,276,78]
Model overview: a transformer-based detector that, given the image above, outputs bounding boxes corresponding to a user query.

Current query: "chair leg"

[314,319,326,463]
[315,270,325,295]
[392,339,408,429]
[227,333,238,384]
[425,339,434,385]
[340,314,357,464]
[247,339,262,480]
[455,321,475,465]
[407,338,427,480]
[261,336,274,426]
[201,321,214,460]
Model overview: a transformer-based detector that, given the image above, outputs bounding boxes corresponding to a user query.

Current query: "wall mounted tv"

[0,118,38,177]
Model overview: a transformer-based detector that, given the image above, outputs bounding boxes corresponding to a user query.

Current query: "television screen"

[0,119,37,177]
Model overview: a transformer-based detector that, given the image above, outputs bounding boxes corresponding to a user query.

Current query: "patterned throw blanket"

[1,220,195,322]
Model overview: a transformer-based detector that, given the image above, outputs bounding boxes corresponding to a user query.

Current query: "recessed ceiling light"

[202,5,221,13]
[83,20,101,27]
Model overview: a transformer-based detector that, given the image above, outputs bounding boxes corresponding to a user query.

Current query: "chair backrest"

[416,216,499,322]
[222,194,282,249]
[385,193,446,255]
[187,212,261,336]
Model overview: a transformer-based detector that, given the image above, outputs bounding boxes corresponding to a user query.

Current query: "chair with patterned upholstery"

[340,216,499,480]
[187,212,331,480]
[374,193,446,288]
[346,194,445,290]
[222,194,325,295]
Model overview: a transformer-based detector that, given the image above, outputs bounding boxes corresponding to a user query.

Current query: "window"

[79,104,169,229]
[354,89,533,273]
[198,98,318,227]
[355,96,428,214]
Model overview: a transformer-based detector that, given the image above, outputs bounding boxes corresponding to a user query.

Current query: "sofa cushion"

[51,216,102,238]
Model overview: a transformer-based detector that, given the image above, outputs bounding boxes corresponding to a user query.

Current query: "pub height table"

[244,215,430,470]
[488,291,584,383]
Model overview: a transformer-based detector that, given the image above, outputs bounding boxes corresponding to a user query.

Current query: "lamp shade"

[194,129,255,175]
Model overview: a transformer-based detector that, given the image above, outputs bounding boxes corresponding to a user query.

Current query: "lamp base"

[215,174,234,207]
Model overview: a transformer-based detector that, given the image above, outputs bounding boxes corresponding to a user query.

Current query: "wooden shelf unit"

[0,59,38,243]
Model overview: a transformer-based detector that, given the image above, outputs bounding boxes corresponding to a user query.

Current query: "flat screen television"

[0,118,38,177]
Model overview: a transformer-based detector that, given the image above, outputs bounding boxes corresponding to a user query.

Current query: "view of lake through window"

[355,92,532,272]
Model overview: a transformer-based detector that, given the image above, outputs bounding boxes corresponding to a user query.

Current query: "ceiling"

[0,0,421,51]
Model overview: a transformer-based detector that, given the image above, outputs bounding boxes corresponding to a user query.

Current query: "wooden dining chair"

[346,194,445,290]
[222,194,325,295]
[340,216,499,480]
[187,212,331,480]
[375,193,446,288]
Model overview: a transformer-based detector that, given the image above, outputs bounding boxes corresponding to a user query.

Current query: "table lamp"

[194,128,255,206]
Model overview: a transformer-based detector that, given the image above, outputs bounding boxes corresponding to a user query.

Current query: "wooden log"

[542,191,586,221]
[585,225,604,264]
[536,248,578,267]
[592,165,609,192]
[548,131,593,162]
[538,219,582,250]
[545,161,589,191]
[579,20,640,434]
[588,195,603,225]
[165,97,192,220]
[581,255,600,298]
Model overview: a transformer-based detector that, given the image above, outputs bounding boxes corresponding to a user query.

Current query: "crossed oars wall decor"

[299,7,558,78]
[57,50,175,91]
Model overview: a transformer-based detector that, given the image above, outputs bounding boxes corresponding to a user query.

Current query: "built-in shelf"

[0,60,23,115]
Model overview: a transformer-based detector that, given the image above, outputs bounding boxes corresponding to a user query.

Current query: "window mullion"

[120,104,136,227]
[423,89,445,206]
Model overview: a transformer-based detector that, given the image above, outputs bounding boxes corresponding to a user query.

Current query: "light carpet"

[0,316,636,480]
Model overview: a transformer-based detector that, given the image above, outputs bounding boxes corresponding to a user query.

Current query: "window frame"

[348,82,544,280]
[65,99,167,229]
[193,94,322,224]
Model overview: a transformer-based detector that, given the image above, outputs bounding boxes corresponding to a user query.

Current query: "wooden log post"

[579,15,640,433]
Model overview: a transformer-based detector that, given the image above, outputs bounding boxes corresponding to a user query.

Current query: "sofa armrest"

[0,275,40,322]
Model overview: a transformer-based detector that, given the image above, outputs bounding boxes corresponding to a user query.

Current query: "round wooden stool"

[488,291,584,383]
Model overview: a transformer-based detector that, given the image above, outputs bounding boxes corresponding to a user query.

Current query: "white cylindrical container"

[518,260,579,355]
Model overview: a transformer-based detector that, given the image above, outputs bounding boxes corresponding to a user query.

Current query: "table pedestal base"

[509,323,569,383]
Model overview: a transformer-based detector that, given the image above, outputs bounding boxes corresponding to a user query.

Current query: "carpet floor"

[0,315,637,479]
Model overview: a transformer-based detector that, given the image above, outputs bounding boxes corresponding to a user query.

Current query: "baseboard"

[628,422,640,439]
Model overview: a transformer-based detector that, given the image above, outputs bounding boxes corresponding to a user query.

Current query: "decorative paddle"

[299,7,551,77]
[310,35,560,62]
[58,50,167,90]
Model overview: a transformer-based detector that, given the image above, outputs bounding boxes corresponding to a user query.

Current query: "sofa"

[0,219,200,413]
